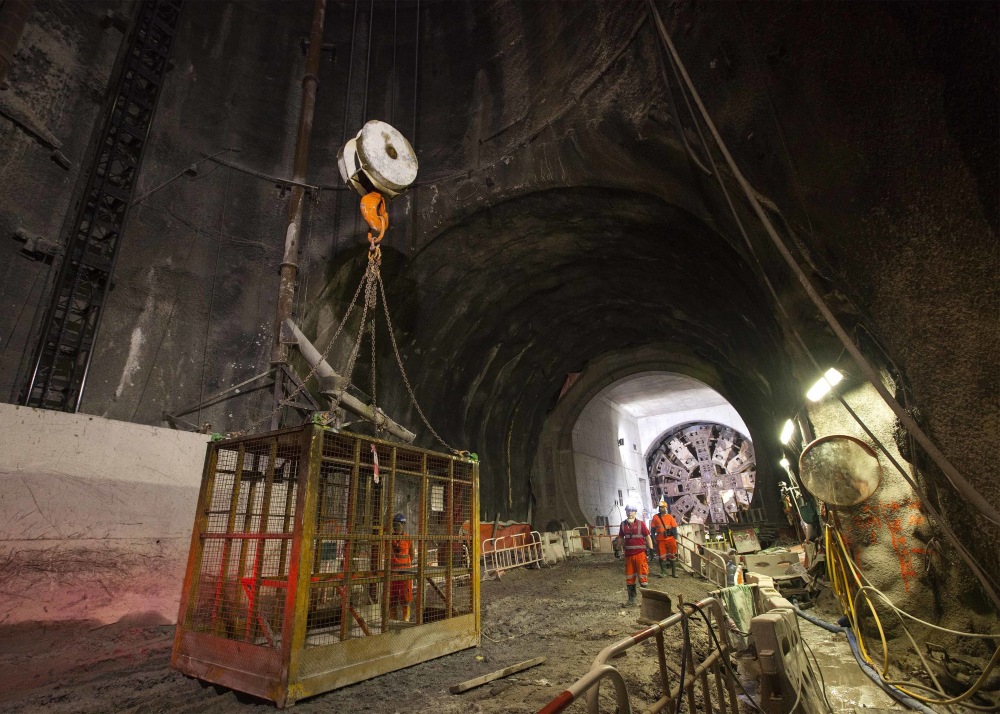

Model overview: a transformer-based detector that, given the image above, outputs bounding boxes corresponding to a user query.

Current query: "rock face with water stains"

[0,2,996,590]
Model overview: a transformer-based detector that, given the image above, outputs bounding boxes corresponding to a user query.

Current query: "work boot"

[624,584,637,606]
[639,580,648,589]
[658,560,667,578]
[671,560,677,578]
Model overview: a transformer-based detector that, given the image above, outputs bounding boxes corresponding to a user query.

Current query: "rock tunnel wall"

[0,2,996,578]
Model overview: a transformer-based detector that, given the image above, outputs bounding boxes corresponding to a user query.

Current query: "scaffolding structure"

[171,424,480,707]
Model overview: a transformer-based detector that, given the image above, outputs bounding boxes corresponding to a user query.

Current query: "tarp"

[718,584,755,650]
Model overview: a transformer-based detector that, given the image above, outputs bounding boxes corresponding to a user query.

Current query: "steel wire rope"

[229,256,369,436]
[131,147,238,206]
[647,0,1000,612]
[375,268,461,454]
[330,0,360,268]
[646,0,1000,533]
[0,255,46,365]
[197,164,231,429]
[408,0,420,253]
[652,22,713,177]
[733,3,815,242]
[349,0,377,253]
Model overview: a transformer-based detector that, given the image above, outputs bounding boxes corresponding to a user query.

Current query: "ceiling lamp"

[806,368,844,402]
[780,419,796,445]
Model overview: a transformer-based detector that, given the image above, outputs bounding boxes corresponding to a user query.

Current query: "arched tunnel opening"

[325,186,796,527]
[0,1,996,711]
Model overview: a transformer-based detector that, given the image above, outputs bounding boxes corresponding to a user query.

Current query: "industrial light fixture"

[806,368,844,402]
[779,457,790,469]
[780,419,796,445]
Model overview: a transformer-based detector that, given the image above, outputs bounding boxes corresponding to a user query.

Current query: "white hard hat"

[625,504,638,513]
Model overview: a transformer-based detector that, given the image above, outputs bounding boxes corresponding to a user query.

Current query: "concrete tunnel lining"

[302,186,796,522]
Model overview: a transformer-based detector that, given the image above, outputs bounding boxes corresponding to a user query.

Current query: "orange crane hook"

[360,191,388,255]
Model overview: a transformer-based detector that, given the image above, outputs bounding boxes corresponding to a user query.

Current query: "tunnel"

[0,0,997,711]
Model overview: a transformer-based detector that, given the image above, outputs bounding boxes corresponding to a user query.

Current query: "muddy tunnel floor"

[1,556,861,713]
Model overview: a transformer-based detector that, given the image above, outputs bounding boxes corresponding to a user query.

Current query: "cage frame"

[171,424,480,707]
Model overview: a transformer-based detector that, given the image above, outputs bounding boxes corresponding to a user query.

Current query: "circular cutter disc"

[799,435,882,506]
[356,120,418,192]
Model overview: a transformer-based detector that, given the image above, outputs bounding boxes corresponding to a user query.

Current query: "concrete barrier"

[745,572,822,714]
[542,533,566,564]
[0,404,208,626]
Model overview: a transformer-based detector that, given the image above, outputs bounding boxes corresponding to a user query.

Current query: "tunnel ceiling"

[600,373,730,419]
[0,1,995,566]
[309,186,795,515]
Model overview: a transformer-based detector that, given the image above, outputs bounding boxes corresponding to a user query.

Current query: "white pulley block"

[337,120,418,199]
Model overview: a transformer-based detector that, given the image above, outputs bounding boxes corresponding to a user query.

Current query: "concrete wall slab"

[0,404,207,625]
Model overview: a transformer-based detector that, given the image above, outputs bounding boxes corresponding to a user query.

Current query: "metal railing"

[676,534,728,588]
[481,531,543,578]
[540,597,740,714]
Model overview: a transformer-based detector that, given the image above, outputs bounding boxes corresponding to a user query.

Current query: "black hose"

[792,607,936,714]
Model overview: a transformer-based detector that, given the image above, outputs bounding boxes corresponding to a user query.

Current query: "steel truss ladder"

[21,0,183,411]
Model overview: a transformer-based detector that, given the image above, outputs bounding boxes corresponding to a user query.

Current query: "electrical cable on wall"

[645,0,1000,612]
[645,0,1000,534]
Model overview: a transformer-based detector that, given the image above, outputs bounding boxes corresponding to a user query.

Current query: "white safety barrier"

[745,573,822,714]
[481,531,544,578]
[677,533,729,588]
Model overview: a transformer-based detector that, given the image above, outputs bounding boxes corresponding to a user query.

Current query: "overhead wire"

[827,517,999,710]
[645,0,1000,534]
[197,164,232,429]
[645,0,1000,612]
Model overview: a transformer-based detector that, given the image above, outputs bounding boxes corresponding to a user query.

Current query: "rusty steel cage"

[171,424,480,707]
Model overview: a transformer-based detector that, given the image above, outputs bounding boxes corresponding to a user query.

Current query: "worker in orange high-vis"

[651,499,679,578]
[613,505,654,606]
[389,513,413,621]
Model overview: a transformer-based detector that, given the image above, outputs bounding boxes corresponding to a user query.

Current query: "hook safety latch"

[360,191,388,250]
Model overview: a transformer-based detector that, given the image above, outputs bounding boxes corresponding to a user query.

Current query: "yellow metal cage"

[171,424,480,707]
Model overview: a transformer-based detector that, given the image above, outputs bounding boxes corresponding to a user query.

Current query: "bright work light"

[780,419,796,445]
[806,368,843,402]
[779,458,790,469]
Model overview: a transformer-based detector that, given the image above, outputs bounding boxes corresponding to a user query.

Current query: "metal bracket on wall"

[162,364,324,433]
[20,0,183,412]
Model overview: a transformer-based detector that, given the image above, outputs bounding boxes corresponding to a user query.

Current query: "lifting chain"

[232,192,468,459]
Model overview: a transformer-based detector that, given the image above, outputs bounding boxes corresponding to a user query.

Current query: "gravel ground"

[0,554,729,713]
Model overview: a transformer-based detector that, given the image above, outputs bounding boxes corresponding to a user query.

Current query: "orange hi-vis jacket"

[651,512,677,539]
[391,538,412,569]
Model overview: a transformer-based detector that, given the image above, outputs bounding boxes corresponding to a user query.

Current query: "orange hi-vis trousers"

[656,536,678,561]
[625,552,649,586]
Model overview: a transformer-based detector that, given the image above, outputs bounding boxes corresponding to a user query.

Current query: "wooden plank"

[449,656,546,694]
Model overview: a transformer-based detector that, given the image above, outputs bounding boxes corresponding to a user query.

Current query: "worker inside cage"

[390,513,414,621]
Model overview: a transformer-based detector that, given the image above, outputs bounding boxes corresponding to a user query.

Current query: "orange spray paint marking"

[847,497,926,592]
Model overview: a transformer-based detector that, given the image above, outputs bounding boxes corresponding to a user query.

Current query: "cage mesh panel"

[184,432,300,650]
[177,426,478,701]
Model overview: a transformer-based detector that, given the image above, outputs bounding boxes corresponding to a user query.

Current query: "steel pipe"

[283,318,416,442]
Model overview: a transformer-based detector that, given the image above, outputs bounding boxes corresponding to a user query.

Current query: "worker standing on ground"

[614,505,654,606]
[651,499,679,578]
[390,513,413,621]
